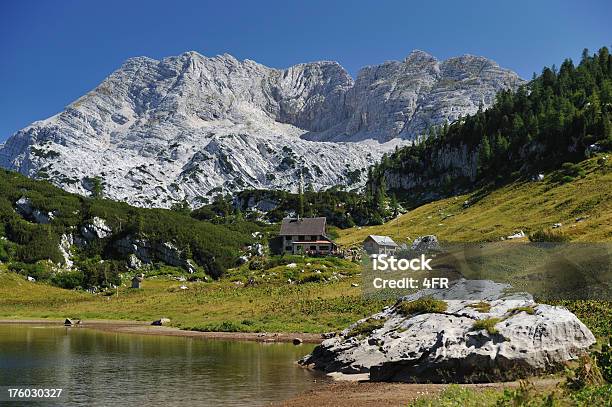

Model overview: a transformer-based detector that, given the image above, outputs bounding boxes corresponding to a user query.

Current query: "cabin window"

[299,235,305,241]
[310,245,317,250]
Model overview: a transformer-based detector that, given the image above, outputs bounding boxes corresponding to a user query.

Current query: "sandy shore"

[274,378,561,406]
[0,319,323,344]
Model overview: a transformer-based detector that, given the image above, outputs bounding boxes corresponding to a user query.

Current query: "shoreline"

[275,378,562,406]
[0,319,323,344]
[1,319,564,406]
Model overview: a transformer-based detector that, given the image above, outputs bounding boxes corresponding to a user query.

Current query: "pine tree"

[91,176,103,199]
[389,193,399,217]
[478,136,492,171]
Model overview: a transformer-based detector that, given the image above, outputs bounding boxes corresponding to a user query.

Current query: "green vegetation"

[368,47,612,205]
[508,306,536,315]
[528,229,570,242]
[597,337,612,383]
[197,187,393,228]
[337,154,611,246]
[410,381,612,407]
[467,301,491,313]
[346,317,387,338]
[472,318,502,335]
[0,169,260,288]
[397,297,448,315]
[0,265,390,333]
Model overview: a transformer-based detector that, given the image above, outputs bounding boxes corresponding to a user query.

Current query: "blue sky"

[1,0,610,141]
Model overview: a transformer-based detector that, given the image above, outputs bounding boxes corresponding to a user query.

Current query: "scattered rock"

[293,338,303,345]
[252,243,264,256]
[127,254,142,269]
[321,332,336,339]
[27,276,36,282]
[351,283,360,287]
[151,318,171,326]
[114,236,195,272]
[300,279,595,383]
[286,263,297,268]
[507,230,526,239]
[64,318,74,326]
[15,196,56,224]
[552,223,562,229]
[81,217,112,240]
[237,256,249,265]
[411,235,440,252]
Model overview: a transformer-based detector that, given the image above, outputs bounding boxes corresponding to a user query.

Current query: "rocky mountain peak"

[0,50,523,208]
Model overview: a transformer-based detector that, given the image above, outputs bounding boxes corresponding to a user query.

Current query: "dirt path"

[0,319,323,343]
[274,378,561,406]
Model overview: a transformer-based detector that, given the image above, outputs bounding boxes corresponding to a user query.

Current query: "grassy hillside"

[0,256,386,333]
[338,154,611,247]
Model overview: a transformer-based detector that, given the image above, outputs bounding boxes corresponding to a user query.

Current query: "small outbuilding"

[131,274,144,289]
[363,235,398,255]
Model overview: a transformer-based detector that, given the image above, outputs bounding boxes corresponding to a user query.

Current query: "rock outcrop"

[300,279,595,383]
[113,236,195,272]
[80,217,112,240]
[411,235,440,252]
[0,51,522,208]
[15,196,56,224]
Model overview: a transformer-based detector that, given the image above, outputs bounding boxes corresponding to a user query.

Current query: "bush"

[472,318,502,335]
[467,301,491,313]
[51,271,84,289]
[565,354,605,390]
[529,229,570,242]
[596,337,612,383]
[346,317,387,338]
[397,297,448,315]
[297,272,330,284]
[0,242,10,262]
[8,261,52,281]
[508,306,536,315]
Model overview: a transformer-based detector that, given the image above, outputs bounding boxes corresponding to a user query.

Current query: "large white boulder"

[300,280,595,383]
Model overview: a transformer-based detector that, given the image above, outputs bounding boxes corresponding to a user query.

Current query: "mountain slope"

[0,51,521,208]
[0,168,261,287]
[337,154,612,246]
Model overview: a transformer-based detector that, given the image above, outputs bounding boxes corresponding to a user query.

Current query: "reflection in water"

[0,325,322,406]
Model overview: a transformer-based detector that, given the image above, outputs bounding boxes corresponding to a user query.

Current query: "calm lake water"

[0,324,324,406]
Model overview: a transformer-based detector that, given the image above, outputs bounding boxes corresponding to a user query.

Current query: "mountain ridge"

[0,50,523,208]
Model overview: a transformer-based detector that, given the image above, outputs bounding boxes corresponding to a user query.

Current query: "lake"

[0,324,324,406]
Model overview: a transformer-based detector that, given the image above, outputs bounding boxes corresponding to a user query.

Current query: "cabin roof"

[279,217,326,236]
[365,235,398,247]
